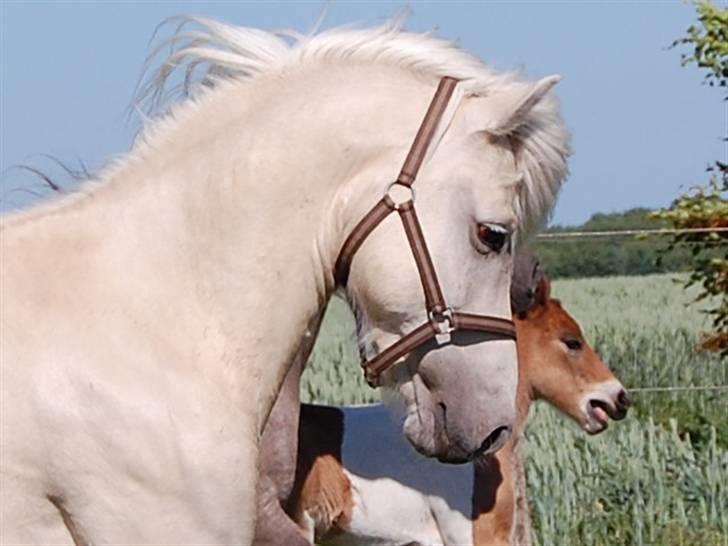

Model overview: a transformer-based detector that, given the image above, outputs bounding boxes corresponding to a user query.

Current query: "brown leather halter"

[334,77,517,387]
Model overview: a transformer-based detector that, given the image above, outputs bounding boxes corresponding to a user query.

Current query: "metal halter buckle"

[383,181,416,211]
[429,307,455,345]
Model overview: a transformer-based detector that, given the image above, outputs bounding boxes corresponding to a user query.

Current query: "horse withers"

[279,275,629,546]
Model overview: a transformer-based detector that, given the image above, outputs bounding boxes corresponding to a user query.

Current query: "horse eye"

[563,338,583,351]
[476,224,508,253]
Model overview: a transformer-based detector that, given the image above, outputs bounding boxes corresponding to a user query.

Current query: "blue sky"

[1,1,724,225]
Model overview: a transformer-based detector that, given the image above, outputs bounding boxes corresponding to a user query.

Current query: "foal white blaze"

[0,18,569,543]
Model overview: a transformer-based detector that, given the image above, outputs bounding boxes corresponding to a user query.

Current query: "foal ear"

[511,250,543,315]
[534,275,551,307]
[464,75,561,136]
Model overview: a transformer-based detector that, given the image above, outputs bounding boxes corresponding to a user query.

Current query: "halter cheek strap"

[334,77,517,387]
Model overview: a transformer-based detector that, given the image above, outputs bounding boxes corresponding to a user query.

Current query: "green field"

[301,274,727,545]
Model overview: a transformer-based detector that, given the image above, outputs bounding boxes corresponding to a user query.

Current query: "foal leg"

[471,441,517,546]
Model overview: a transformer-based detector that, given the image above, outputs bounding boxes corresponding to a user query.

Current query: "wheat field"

[301,274,727,545]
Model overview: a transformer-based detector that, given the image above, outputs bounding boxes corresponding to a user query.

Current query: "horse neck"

[15,67,435,430]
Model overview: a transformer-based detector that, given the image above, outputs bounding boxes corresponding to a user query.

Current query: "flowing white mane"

[136,17,569,239]
[5,17,569,237]
[137,16,497,112]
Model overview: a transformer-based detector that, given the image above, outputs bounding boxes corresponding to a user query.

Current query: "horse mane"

[136,16,570,239]
[3,17,569,238]
[137,15,491,113]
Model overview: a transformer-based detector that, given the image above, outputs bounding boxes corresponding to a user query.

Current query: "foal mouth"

[583,391,631,434]
[585,399,611,434]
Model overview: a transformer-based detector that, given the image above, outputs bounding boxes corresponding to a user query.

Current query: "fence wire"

[535,227,728,239]
[531,226,727,396]
[628,384,728,393]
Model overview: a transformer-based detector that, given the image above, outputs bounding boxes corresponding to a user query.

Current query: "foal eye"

[476,224,509,253]
[563,338,583,351]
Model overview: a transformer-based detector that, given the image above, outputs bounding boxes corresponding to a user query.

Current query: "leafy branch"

[655,1,728,356]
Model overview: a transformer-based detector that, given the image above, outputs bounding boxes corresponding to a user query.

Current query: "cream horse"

[0,18,569,544]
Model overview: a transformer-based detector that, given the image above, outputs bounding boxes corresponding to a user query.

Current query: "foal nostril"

[609,389,631,421]
[479,425,512,455]
[617,389,631,409]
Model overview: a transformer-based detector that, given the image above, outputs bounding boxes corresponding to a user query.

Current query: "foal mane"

[136,16,570,239]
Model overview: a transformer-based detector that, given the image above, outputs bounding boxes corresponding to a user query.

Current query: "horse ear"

[534,275,551,307]
[464,75,560,136]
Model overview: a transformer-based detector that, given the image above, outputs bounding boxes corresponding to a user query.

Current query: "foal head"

[515,277,630,434]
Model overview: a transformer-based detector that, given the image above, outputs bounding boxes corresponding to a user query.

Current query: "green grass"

[525,411,727,546]
[301,297,377,406]
[301,274,728,545]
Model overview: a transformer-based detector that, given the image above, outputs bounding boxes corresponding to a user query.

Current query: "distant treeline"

[532,208,699,278]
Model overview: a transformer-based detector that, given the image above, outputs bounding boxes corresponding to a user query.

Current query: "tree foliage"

[652,0,728,356]
[672,0,728,88]
[532,208,693,279]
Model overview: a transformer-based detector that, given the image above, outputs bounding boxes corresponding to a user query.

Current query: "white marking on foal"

[335,406,475,546]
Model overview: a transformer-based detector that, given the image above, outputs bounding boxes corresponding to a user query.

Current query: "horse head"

[340,76,569,462]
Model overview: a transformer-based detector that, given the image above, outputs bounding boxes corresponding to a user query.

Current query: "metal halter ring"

[429,307,455,345]
[383,181,416,211]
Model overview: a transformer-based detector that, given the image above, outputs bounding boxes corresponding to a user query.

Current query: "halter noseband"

[334,77,517,387]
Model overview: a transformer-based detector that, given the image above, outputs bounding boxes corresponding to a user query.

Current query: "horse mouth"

[436,431,506,464]
[584,393,630,435]
[585,399,611,434]
[435,406,511,464]
[402,401,449,460]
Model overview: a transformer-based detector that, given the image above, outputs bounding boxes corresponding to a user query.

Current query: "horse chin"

[402,404,449,459]
[402,403,477,464]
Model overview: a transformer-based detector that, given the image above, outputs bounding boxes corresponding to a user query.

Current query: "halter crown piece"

[334,77,517,387]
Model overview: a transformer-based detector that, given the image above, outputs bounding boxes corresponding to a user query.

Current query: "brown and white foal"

[259,275,629,546]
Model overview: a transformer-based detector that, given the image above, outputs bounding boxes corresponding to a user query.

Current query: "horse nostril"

[617,389,631,409]
[479,425,512,455]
